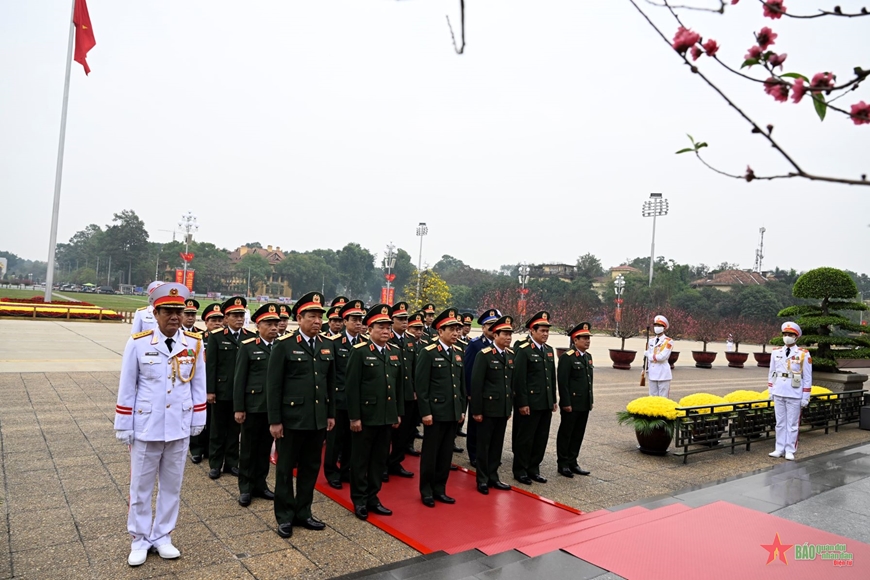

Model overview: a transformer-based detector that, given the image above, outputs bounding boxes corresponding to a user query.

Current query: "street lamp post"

[383,243,397,305]
[642,193,669,287]
[179,212,198,287]
[415,223,428,305]
[518,264,530,319]
[614,274,626,335]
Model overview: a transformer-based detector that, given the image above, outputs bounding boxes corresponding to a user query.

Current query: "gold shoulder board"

[518,342,529,349]
[132,330,153,340]
[424,343,439,351]
[566,349,575,356]
[506,348,514,354]
[481,347,492,354]
[353,342,368,349]
[277,333,293,341]
[136,306,147,312]
[183,330,202,339]
[241,337,257,344]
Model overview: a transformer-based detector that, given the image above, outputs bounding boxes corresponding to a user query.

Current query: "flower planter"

[691,351,717,369]
[609,349,637,370]
[753,352,771,368]
[556,347,568,358]
[725,352,749,368]
[635,426,671,456]
[668,351,680,370]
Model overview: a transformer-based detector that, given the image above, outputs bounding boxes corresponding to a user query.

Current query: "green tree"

[103,210,150,286]
[236,253,272,296]
[738,286,782,322]
[337,243,375,298]
[403,269,451,311]
[576,253,604,280]
[276,252,338,298]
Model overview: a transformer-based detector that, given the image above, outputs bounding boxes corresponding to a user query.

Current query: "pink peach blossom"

[791,78,806,103]
[763,0,786,19]
[702,39,719,57]
[756,27,777,50]
[850,101,870,125]
[810,72,835,92]
[745,45,762,60]
[672,27,701,54]
[768,53,787,69]
[763,77,789,102]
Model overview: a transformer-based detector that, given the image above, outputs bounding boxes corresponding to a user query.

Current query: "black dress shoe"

[453,445,464,453]
[276,523,293,538]
[353,506,368,520]
[295,517,326,531]
[434,494,456,504]
[529,474,548,483]
[253,488,275,500]
[327,480,343,490]
[477,483,489,495]
[208,468,221,480]
[514,475,533,485]
[223,466,240,477]
[421,496,435,508]
[457,431,467,438]
[449,464,458,471]
[405,447,421,457]
[238,493,252,507]
[558,467,575,478]
[491,481,511,491]
[381,472,390,482]
[389,466,414,478]
[469,459,477,468]
[368,503,392,516]
[190,455,202,464]
[570,466,591,476]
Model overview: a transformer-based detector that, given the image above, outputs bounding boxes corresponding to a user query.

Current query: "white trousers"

[128,437,188,551]
[773,396,801,454]
[648,380,670,398]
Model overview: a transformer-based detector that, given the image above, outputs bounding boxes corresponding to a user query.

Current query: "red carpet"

[565,501,869,579]
[313,454,585,554]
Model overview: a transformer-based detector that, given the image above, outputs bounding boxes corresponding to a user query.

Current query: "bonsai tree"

[726,318,754,353]
[743,320,781,354]
[776,267,870,372]
[683,313,722,352]
[613,304,648,351]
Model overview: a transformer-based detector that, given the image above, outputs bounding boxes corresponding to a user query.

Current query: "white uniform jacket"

[646,334,673,381]
[114,329,207,441]
[131,305,157,335]
[767,346,812,402]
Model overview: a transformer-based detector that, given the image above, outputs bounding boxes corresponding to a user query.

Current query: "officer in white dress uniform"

[131,281,165,334]
[645,315,673,398]
[768,321,812,461]
[114,282,207,566]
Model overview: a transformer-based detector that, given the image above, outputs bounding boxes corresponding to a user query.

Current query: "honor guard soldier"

[511,311,557,485]
[234,304,281,506]
[266,291,336,538]
[387,301,419,477]
[556,322,594,478]
[421,303,437,338]
[131,281,165,334]
[189,303,224,464]
[181,298,200,333]
[325,296,349,337]
[469,315,515,494]
[645,315,673,398]
[114,283,206,567]
[323,299,366,489]
[415,309,467,507]
[346,304,404,519]
[277,304,291,337]
[206,296,254,479]
[463,309,501,467]
[768,322,812,461]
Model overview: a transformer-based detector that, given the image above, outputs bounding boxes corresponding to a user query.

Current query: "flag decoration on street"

[73,0,96,74]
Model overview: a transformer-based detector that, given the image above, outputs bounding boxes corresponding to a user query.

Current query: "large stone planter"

[753,352,771,368]
[635,426,671,456]
[668,351,680,370]
[692,351,717,369]
[813,371,869,392]
[609,349,637,370]
[725,352,749,368]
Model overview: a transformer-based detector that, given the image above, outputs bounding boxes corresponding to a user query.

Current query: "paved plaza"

[1,319,869,578]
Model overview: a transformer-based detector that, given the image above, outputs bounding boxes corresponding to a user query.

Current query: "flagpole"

[44,0,77,302]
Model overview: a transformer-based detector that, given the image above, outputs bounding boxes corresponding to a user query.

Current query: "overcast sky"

[1,0,868,275]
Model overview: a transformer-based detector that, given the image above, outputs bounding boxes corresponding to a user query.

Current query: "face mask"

[783,336,797,346]
[653,326,664,335]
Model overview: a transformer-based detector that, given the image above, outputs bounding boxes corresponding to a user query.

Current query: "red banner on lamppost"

[175,268,195,292]
[380,287,395,305]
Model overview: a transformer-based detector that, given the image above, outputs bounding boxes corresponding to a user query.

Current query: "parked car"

[97,286,116,294]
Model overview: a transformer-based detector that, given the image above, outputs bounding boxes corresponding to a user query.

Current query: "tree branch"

[446,0,466,55]
[644,0,726,12]
[758,0,870,19]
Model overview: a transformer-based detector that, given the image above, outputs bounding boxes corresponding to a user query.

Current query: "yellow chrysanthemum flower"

[677,393,733,414]
[625,396,679,421]
[810,385,837,400]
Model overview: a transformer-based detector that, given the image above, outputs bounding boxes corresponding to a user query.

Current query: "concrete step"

[560,503,692,552]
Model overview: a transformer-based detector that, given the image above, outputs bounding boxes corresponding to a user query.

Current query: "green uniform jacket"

[233,336,273,414]
[511,340,556,411]
[388,332,417,402]
[345,342,404,425]
[415,342,466,421]
[415,335,432,353]
[456,337,469,353]
[206,328,255,400]
[557,349,594,411]
[266,332,336,430]
[329,332,361,411]
[469,346,514,417]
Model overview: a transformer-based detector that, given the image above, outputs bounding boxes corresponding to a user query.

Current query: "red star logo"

[760,532,794,565]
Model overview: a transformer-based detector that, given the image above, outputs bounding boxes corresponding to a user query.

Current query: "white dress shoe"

[154,543,181,559]
[785,452,795,461]
[128,549,148,566]
[768,451,783,458]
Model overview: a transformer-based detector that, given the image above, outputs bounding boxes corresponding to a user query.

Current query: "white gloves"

[116,430,134,445]
[190,425,205,437]
[801,400,809,408]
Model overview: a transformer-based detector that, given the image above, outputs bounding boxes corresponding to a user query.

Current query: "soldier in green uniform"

[277,304,291,337]
[421,303,437,338]
[266,291,336,539]
[387,302,418,477]
[189,301,216,464]
[458,313,474,351]
[346,304,403,519]
[416,309,466,507]
[234,303,281,506]
[406,311,427,447]
[206,296,254,479]
[322,299,366,490]
[511,311,557,485]
[202,303,224,334]
[469,315,515,494]
[556,322,593,478]
[180,299,200,333]
[325,296,348,337]
[454,312,475,441]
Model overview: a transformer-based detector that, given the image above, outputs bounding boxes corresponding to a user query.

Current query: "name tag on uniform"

[292,350,305,355]
[253,351,264,355]
[366,356,378,361]
[145,352,159,356]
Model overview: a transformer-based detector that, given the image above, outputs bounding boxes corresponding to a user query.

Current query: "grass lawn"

[0,289,148,312]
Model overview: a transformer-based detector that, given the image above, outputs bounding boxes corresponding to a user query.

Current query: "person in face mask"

[645,315,673,397]
[767,322,812,461]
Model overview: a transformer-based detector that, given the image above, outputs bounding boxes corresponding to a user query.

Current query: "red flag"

[73,0,96,75]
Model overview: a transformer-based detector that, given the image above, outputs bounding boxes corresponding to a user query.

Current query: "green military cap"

[183,298,200,313]
[569,321,592,339]
[391,301,410,318]
[330,296,349,308]
[422,303,436,314]
[339,299,366,319]
[327,305,343,320]
[203,303,224,321]
[253,303,281,324]
[364,303,392,326]
[461,313,474,326]
[222,296,247,315]
[278,304,291,319]
[292,291,326,318]
[525,311,552,329]
[408,311,425,328]
[491,315,514,333]
[433,308,462,330]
